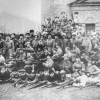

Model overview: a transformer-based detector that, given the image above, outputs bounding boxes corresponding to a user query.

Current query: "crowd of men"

[0,12,100,88]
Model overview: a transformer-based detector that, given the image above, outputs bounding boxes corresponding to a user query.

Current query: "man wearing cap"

[30,30,34,38]
[18,34,25,48]
[25,42,34,51]
[70,33,77,49]
[90,48,99,65]
[46,34,53,53]
[23,41,34,60]
[76,33,83,50]
[5,34,14,59]
[11,33,18,52]
[32,35,39,52]
[46,18,53,33]
[38,35,46,49]
[91,34,99,49]
[15,42,24,60]
[82,34,92,57]
[25,33,31,43]
[53,34,63,50]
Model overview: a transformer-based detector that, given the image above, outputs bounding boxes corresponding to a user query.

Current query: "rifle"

[19,48,35,53]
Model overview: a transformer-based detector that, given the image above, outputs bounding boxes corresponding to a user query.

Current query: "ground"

[0,83,100,100]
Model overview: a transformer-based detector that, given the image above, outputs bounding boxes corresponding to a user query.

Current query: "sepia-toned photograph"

[0,0,100,100]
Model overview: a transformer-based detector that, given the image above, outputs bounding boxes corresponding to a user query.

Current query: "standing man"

[5,34,14,59]
[82,34,92,57]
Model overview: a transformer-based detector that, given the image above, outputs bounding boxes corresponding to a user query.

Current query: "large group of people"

[0,12,100,88]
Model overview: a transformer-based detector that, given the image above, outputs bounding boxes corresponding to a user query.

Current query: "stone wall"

[41,0,54,24]
[71,6,100,32]
[41,0,72,24]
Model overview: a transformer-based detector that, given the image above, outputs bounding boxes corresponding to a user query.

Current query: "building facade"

[41,0,72,24]
[69,0,100,33]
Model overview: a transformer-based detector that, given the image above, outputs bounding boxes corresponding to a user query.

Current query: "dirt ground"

[0,83,100,100]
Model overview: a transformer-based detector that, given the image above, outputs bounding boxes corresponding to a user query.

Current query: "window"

[85,24,95,32]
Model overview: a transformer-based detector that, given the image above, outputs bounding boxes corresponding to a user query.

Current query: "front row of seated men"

[0,44,100,89]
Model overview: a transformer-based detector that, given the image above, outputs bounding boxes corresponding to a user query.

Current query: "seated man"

[23,53,34,74]
[20,72,36,88]
[5,56,17,71]
[63,47,72,60]
[85,61,100,85]
[28,71,47,87]
[43,56,54,69]
[73,57,85,73]
[71,44,80,57]
[0,67,11,83]
[86,61,100,76]
[73,71,88,87]
[13,69,27,87]
[52,45,62,60]
[90,49,99,65]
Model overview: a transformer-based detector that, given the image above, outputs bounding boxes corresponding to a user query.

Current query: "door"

[85,24,95,33]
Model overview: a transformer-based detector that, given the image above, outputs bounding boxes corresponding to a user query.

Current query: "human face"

[27,43,30,48]
[61,73,65,79]
[20,36,23,40]
[62,35,66,39]
[11,34,15,39]
[19,44,23,48]
[72,35,76,39]
[87,62,91,67]
[1,68,6,74]
[76,58,80,62]
[56,45,59,49]
[41,36,44,40]
[6,36,10,40]
[35,36,37,40]
[48,35,51,39]
[50,73,54,77]
[65,48,69,53]
[44,50,48,55]
[40,71,44,75]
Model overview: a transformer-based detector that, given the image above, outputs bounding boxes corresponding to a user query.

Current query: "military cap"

[30,30,34,33]
[26,33,30,35]
[19,34,24,37]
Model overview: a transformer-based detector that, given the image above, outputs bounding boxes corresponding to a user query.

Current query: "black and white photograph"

[0,0,100,100]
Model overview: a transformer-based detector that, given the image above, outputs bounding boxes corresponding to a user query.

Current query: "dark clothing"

[24,65,32,74]
[47,74,57,82]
